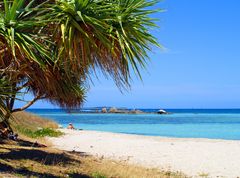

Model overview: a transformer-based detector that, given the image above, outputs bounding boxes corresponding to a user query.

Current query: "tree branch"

[9,94,16,111]
[5,98,10,110]
[15,81,31,91]
[0,69,19,73]
[11,94,43,113]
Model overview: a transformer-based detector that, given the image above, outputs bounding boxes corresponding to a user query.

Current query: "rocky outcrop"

[108,107,145,114]
[101,107,107,113]
[109,107,118,113]
[129,110,144,114]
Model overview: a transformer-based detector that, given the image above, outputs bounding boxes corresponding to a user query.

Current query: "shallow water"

[28,109,240,140]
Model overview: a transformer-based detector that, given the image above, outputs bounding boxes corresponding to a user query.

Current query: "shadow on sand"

[0,140,90,178]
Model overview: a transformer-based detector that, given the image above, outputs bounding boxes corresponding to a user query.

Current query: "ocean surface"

[28,109,240,140]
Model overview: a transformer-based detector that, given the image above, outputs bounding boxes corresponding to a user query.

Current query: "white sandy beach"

[49,129,240,178]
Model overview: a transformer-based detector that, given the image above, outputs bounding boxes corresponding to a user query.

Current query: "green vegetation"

[0,0,161,126]
[15,127,63,138]
[9,111,62,139]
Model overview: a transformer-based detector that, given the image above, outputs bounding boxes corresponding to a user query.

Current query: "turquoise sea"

[28,109,240,140]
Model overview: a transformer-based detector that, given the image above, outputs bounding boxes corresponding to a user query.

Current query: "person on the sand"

[8,131,18,141]
[67,123,75,129]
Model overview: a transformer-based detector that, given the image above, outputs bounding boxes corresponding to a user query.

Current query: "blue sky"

[16,0,240,109]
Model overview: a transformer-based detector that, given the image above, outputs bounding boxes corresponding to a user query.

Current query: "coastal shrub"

[16,127,63,138]
[34,128,63,138]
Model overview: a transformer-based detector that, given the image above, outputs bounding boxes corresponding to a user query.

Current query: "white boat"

[157,109,168,114]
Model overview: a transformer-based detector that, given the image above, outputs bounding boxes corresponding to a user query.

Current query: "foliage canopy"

[0,0,161,120]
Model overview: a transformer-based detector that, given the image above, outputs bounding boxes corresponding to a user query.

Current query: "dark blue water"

[28,109,240,140]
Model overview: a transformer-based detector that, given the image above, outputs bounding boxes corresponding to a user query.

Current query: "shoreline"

[59,127,240,142]
[78,128,240,141]
[49,129,240,178]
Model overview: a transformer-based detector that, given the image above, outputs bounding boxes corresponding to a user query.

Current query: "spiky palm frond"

[0,0,161,112]
[25,65,86,109]
[0,0,86,109]
[0,0,51,70]
[46,0,161,88]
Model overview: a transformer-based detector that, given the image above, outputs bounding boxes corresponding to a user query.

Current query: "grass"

[12,111,58,130]
[0,111,187,178]
[14,127,63,138]
[10,111,62,141]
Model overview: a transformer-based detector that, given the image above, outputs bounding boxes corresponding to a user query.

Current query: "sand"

[48,129,240,178]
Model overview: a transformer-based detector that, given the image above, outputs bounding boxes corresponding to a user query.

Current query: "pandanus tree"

[0,0,161,125]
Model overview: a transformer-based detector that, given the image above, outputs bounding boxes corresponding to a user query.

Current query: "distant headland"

[68,107,170,114]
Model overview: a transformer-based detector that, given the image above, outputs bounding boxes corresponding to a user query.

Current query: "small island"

[99,107,170,114]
